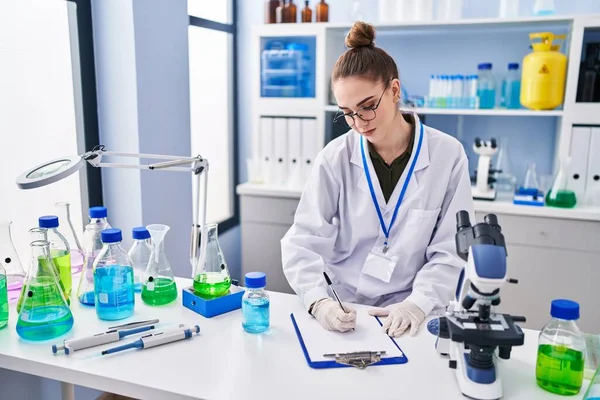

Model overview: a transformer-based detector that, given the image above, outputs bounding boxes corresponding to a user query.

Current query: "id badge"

[362,245,398,283]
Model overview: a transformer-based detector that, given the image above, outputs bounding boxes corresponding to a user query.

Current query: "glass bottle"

[546,157,577,208]
[16,240,74,341]
[128,227,152,293]
[93,229,135,321]
[55,202,84,274]
[76,206,111,305]
[316,0,329,22]
[477,63,496,109]
[0,262,8,330]
[242,272,270,334]
[265,0,280,23]
[501,63,521,109]
[192,223,231,299]
[0,220,26,301]
[38,216,71,299]
[285,0,297,23]
[141,224,177,306]
[301,0,312,22]
[536,299,586,396]
[276,0,288,23]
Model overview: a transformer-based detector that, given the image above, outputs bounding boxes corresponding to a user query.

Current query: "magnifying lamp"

[16,145,209,277]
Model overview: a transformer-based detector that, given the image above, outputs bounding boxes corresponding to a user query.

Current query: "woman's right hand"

[310,298,356,332]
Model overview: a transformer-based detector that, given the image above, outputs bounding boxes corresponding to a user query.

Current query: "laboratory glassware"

[193,223,232,299]
[93,228,135,321]
[316,0,328,22]
[301,0,312,22]
[76,206,111,305]
[55,202,84,274]
[16,240,74,341]
[276,0,288,23]
[523,162,540,190]
[493,137,517,199]
[0,220,26,302]
[128,227,152,293]
[533,0,555,16]
[285,0,297,23]
[0,262,8,329]
[477,63,496,109]
[39,216,72,299]
[242,272,270,334]
[499,0,519,18]
[583,365,600,400]
[501,63,521,109]
[546,157,577,208]
[536,299,586,396]
[265,0,279,23]
[141,224,177,306]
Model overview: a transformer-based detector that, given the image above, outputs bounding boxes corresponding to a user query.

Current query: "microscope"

[433,211,526,400]
[471,137,500,201]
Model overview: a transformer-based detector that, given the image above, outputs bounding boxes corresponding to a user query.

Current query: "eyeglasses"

[333,82,390,127]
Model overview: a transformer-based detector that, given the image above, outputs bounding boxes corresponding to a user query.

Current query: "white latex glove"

[310,298,357,333]
[368,300,426,338]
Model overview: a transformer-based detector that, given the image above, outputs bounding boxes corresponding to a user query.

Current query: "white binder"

[301,118,319,180]
[287,118,304,189]
[568,126,591,202]
[259,117,274,184]
[273,118,289,186]
[586,128,600,207]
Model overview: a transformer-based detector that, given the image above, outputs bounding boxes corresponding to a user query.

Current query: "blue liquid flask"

[242,272,270,333]
[477,63,496,109]
[93,229,135,321]
[501,63,521,109]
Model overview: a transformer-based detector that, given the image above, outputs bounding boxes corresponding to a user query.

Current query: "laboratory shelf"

[323,105,564,117]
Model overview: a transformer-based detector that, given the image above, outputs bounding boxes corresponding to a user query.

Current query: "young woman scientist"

[281,21,475,338]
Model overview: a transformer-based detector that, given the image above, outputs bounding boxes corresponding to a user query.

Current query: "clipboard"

[290,308,408,369]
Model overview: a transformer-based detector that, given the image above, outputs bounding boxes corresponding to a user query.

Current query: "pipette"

[101,325,200,355]
[52,324,157,355]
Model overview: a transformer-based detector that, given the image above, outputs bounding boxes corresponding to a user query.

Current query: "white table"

[0,278,588,400]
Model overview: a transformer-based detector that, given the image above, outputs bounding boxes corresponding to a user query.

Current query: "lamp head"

[15,155,85,190]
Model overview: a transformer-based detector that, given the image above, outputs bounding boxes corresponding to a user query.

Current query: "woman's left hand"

[368,300,426,337]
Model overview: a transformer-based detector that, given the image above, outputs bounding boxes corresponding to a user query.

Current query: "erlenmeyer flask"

[523,162,540,190]
[193,223,231,299]
[55,202,84,274]
[494,137,517,197]
[141,224,177,306]
[16,240,74,341]
[546,157,577,208]
[0,220,26,301]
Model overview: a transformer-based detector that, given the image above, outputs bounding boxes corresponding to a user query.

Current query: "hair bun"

[345,21,376,49]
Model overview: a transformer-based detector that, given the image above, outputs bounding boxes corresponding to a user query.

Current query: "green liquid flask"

[39,216,72,298]
[16,240,73,341]
[141,224,177,306]
[545,157,577,208]
[536,299,586,396]
[0,262,9,330]
[192,223,231,299]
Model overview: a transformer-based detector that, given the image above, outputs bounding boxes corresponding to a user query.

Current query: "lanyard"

[360,121,424,252]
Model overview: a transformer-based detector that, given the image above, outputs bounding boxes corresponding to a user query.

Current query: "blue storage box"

[182,285,245,318]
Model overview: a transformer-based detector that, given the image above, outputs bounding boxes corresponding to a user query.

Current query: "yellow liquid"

[52,250,71,297]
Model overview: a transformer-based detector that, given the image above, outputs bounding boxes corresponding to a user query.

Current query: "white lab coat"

[281,113,475,316]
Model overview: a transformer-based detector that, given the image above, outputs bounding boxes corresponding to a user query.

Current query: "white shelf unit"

[249,14,600,218]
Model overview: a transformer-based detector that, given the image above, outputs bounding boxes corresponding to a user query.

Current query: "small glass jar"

[242,272,270,333]
[536,299,586,396]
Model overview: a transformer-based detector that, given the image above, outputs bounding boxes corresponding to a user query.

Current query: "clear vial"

[536,299,586,396]
[242,272,270,334]
[128,227,152,293]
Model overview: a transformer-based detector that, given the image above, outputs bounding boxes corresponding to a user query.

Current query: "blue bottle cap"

[89,206,107,218]
[478,63,492,70]
[101,228,122,244]
[132,227,150,240]
[245,272,267,289]
[550,299,580,320]
[508,62,519,70]
[39,215,59,228]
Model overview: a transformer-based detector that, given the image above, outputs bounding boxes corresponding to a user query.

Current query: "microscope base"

[450,342,503,400]
[471,186,497,201]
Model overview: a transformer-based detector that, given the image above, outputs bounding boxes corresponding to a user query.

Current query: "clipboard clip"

[323,351,386,369]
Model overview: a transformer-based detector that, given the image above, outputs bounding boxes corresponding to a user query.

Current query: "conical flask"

[546,157,577,208]
[141,224,177,306]
[523,162,540,190]
[55,202,84,274]
[16,240,74,341]
[0,220,26,301]
[193,223,231,299]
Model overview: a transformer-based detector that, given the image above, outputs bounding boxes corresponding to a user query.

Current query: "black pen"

[323,272,348,313]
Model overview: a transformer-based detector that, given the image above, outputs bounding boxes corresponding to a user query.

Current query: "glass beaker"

[16,240,74,341]
[546,157,577,208]
[141,224,177,306]
[0,220,26,301]
[55,202,84,275]
[193,223,231,299]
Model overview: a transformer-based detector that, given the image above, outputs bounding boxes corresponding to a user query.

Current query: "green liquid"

[193,273,231,299]
[141,278,178,306]
[38,253,71,304]
[546,190,577,208]
[0,276,8,330]
[17,276,68,314]
[536,344,585,395]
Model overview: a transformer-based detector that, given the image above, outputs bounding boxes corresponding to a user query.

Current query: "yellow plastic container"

[520,32,567,110]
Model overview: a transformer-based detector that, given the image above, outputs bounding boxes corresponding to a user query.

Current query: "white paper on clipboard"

[292,308,404,363]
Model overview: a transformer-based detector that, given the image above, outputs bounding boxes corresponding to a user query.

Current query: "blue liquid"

[16,305,74,341]
[478,89,496,109]
[94,265,135,321]
[242,297,270,333]
[504,80,521,109]
[134,282,142,293]
[78,291,95,306]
